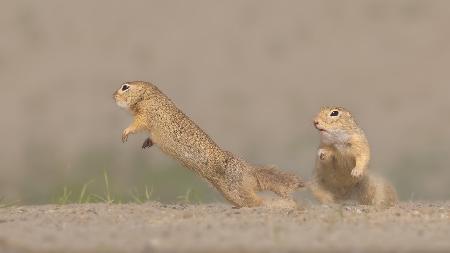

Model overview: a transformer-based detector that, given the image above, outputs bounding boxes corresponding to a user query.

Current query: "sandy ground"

[0,202,449,253]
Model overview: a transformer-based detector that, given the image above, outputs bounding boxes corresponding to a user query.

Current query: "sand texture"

[0,202,449,253]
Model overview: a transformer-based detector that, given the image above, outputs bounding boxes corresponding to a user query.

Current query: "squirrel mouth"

[314,121,326,132]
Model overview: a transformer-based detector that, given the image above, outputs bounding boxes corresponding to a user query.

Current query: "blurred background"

[1,0,450,204]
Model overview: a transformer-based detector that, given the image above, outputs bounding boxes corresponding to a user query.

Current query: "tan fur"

[310,106,397,207]
[113,81,304,207]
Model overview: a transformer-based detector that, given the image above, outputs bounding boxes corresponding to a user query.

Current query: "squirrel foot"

[122,128,132,143]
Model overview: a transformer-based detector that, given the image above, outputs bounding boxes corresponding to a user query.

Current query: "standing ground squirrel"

[113,81,304,207]
[310,106,397,207]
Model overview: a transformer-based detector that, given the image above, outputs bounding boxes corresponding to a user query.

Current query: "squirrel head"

[313,106,359,144]
[113,81,159,109]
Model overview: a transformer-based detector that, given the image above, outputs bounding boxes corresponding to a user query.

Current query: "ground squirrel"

[310,106,397,207]
[113,81,304,207]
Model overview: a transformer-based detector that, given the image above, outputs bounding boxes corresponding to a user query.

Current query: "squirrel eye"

[330,110,339,117]
[121,84,129,91]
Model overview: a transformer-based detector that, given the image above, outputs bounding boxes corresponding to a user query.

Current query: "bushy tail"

[252,165,305,198]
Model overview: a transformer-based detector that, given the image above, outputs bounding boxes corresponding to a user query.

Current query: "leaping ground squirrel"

[113,81,304,207]
[310,106,397,207]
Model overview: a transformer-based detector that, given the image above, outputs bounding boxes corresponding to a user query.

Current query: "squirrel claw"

[318,148,330,161]
[351,167,363,178]
[142,138,154,149]
[121,129,130,143]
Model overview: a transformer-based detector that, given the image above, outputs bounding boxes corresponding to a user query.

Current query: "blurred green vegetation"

[17,148,221,205]
[6,130,449,205]
[12,145,450,204]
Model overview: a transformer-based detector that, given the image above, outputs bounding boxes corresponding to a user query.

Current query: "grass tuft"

[78,180,95,204]
[177,188,192,203]
[130,185,153,204]
[103,170,113,204]
[83,170,115,204]
[57,187,72,205]
[177,188,202,204]
[53,169,208,205]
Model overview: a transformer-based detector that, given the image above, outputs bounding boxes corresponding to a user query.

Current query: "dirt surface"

[0,202,449,253]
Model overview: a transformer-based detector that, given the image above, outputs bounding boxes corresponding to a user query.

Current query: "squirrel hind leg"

[218,155,264,208]
[309,181,336,204]
[357,176,398,207]
[220,185,263,208]
[239,190,264,207]
[252,165,304,198]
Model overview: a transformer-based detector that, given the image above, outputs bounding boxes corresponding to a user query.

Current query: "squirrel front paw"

[351,167,364,178]
[318,148,331,161]
[121,128,132,143]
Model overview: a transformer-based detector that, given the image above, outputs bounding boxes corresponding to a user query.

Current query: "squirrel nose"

[313,120,319,126]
